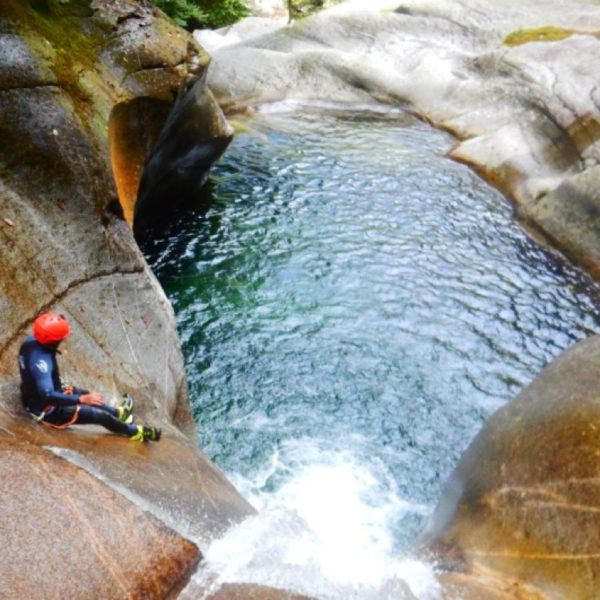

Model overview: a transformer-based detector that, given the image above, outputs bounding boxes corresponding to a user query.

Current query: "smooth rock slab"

[423,334,600,598]
[0,433,199,600]
[520,164,600,279]
[0,411,254,547]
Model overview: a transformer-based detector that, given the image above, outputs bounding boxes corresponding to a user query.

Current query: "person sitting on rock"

[18,312,161,442]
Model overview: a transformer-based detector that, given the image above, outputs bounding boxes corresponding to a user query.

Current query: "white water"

[192,439,441,599]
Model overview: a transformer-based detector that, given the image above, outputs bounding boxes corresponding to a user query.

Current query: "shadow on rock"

[134,69,234,240]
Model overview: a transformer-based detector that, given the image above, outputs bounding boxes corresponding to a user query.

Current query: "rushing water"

[143,106,600,598]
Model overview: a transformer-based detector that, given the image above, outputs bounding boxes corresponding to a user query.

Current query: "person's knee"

[77,405,109,426]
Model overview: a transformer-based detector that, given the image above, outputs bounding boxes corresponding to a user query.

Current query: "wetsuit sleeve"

[30,357,80,407]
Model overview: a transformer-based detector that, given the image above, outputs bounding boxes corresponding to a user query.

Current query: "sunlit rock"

[422,334,600,598]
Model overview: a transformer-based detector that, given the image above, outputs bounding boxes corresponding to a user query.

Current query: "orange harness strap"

[41,405,80,430]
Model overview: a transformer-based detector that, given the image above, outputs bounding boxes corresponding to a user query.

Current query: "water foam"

[194,440,441,599]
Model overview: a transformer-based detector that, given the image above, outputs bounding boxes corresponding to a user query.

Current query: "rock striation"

[0,0,252,597]
[0,433,199,600]
[422,334,600,598]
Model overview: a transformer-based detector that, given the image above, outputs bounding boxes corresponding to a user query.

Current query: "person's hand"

[79,392,104,407]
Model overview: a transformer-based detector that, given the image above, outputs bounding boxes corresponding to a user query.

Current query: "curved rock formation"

[422,334,600,598]
[134,67,234,237]
[0,0,252,596]
[205,583,316,599]
[199,0,600,279]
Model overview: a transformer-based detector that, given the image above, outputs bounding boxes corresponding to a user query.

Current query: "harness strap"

[29,409,47,423]
[27,404,53,423]
[42,405,80,430]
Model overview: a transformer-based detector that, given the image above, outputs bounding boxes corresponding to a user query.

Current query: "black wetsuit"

[18,336,136,436]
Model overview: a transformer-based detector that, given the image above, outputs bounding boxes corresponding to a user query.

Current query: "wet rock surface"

[0,0,251,597]
[134,68,234,236]
[0,411,253,545]
[201,0,600,279]
[180,580,318,600]
[0,432,200,600]
[423,334,600,598]
[205,583,316,599]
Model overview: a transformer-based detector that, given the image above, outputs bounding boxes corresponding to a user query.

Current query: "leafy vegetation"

[151,0,248,29]
[287,0,324,20]
[151,0,332,29]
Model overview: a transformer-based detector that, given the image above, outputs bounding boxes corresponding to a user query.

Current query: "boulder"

[134,68,234,237]
[205,583,316,599]
[422,334,600,598]
[0,0,253,596]
[518,165,600,279]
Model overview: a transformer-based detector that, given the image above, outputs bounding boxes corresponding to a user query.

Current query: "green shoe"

[130,425,161,443]
[143,426,161,442]
[116,393,134,424]
[116,406,133,424]
[130,425,144,442]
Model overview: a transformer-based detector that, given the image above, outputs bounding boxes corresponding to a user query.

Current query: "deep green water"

[143,109,600,593]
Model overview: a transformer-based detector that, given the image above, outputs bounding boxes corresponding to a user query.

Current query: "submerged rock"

[0,0,252,596]
[200,0,600,280]
[422,334,600,598]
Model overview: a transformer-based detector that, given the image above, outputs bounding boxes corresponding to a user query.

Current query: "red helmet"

[33,312,71,345]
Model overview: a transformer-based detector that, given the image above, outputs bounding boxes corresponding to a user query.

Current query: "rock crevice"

[0,267,144,361]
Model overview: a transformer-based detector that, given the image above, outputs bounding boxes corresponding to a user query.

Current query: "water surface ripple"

[144,110,600,559]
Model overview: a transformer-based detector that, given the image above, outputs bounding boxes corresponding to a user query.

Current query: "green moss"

[503,26,575,46]
[284,0,319,20]
[29,0,94,17]
[10,0,106,85]
[3,0,128,174]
